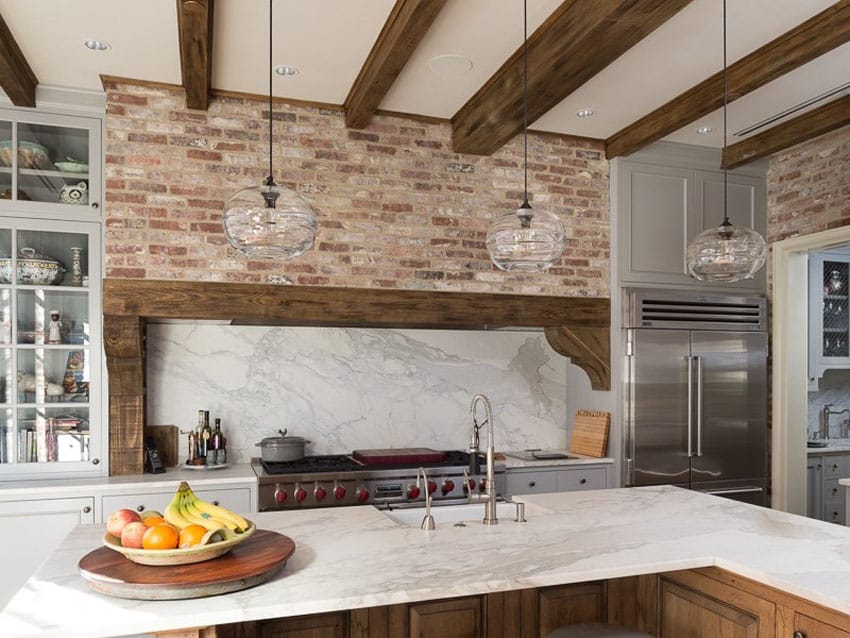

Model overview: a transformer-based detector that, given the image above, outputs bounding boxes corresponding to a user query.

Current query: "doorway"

[773,225,850,515]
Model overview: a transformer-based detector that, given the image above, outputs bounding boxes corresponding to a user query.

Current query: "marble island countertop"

[5,485,850,638]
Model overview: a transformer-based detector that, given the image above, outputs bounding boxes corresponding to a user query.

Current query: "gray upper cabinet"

[614,143,767,292]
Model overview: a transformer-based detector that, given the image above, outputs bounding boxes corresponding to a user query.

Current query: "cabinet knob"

[834,464,840,471]
[136,505,145,512]
[580,478,587,484]
[794,631,806,638]
[91,202,99,209]
[212,500,219,506]
[529,481,536,487]
[92,458,100,465]
[82,506,91,514]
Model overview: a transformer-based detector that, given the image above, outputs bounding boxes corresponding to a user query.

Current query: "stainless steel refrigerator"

[624,289,768,506]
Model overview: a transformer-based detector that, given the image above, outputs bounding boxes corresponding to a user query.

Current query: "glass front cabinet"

[0,218,102,476]
[810,249,850,389]
[0,108,101,217]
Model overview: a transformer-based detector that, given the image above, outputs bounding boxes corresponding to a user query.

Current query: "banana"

[177,493,225,532]
[185,498,236,531]
[164,489,194,530]
[183,484,251,532]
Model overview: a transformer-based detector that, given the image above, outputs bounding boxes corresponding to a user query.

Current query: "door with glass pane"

[810,252,850,386]
[0,218,101,475]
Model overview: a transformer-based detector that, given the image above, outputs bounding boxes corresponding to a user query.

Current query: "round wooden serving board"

[78,529,295,600]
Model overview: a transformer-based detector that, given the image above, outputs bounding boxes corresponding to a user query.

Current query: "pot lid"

[256,429,307,446]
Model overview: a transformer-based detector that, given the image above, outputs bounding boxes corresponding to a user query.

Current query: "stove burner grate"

[261,455,364,475]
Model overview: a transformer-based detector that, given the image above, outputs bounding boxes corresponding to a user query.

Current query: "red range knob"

[464,479,476,492]
[427,480,437,495]
[333,485,346,500]
[356,486,370,502]
[314,486,327,501]
[407,485,421,500]
[442,480,455,495]
[274,487,287,503]
[294,487,307,503]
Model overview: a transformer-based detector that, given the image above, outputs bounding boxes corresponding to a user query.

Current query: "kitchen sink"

[378,501,545,527]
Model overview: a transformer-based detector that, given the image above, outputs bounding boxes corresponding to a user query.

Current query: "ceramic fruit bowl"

[102,521,256,566]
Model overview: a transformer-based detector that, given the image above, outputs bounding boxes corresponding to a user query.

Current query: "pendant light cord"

[266,0,274,187]
[721,0,729,225]
[522,0,530,209]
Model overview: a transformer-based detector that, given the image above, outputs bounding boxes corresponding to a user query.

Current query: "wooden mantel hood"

[102,278,610,475]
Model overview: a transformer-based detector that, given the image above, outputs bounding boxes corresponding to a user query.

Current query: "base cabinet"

[197,568,850,638]
[504,465,609,497]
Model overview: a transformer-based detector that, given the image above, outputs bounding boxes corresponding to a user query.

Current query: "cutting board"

[568,410,610,458]
[78,529,295,600]
[352,448,446,465]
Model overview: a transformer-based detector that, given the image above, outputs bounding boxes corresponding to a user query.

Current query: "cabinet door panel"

[505,470,557,496]
[557,467,607,491]
[258,612,347,638]
[538,583,606,637]
[408,597,482,638]
[661,580,758,638]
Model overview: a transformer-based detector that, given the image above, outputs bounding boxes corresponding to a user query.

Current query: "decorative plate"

[102,521,255,566]
[54,161,89,173]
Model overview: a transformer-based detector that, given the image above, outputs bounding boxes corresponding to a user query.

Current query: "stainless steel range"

[253,449,505,511]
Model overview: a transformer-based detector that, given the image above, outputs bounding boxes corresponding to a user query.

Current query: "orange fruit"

[178,524,208,549]
[141,515,167,528]
[142,523,179,550]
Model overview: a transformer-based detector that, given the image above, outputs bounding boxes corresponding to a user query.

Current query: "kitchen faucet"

[468,394,498,525]
[416,467,435,531]
[823,404,850,439]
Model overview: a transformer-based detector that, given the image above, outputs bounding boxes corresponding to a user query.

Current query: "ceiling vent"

[734,82,850,137]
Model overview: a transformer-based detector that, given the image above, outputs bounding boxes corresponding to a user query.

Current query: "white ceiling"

[0,0,846,150]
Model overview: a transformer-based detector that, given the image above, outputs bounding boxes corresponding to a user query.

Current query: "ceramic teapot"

[59,181,88,205]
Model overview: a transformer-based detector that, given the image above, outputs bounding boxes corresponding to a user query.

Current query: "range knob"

[274,486,287,504]
[407,485,421,500]
[333,484,346,500]
[314,485,327,501]
[427,480,437,495]
[356,485,370,502]
[441,479,455,495]
[464,478,476,493]
[294,486,307,503]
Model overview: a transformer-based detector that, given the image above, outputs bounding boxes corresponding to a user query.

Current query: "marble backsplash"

[809,369,850,439]
[146,325,574,464]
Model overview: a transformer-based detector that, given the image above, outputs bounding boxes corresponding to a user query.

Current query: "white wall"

[146,325,606,463]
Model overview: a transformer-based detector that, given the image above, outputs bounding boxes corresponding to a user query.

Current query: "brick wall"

[767,124,850,244]
[104,80,610,297]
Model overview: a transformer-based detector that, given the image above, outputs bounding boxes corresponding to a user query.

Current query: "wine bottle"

[211,418,223,451]
[201,410,212,458]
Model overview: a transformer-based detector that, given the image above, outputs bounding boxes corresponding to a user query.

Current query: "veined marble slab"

[146,325,572,463]
[6,487,850,637]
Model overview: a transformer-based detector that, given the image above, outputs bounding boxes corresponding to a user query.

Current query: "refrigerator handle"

[686,355,693,458]
[695,355,704,457]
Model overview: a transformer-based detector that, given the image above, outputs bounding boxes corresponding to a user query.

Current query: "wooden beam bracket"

[0,12,38,107]
[176,0,214,111]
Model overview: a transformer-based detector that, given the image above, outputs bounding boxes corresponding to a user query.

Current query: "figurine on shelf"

[48,310,62,344]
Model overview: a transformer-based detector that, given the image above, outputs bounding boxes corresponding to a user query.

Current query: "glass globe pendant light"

[223,0,316,260]
[686,0,765,282]
[485,0,565,272]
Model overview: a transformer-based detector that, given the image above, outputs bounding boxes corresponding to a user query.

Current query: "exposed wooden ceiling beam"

[344,0,447,129]
[176,0,214,110]
[0,12,37,107]
[450,0,694,156]
[606,0,850,160]
[723,96,850,169]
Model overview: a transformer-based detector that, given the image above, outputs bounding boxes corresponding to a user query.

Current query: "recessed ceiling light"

[275,65,298,77]
[576,109,595,118]
[84,39,111,52]
[427,54,473,76]
[696,126,714,135]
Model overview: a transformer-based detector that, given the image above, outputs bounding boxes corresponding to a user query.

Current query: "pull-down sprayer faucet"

[468,394,498,525]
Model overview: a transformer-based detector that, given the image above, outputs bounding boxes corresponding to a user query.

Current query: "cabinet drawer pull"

[212,501,220,506]
[529,481,536,487]
[834,464,840,471]
[793,631,806,638]
[136,505,145,512]
[82,506,91,514]
[580,478,587,485]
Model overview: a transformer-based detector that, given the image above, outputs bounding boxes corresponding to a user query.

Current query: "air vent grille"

[626,290,766,331]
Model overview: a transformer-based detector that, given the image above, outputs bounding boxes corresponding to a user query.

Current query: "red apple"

[107,508,142,537]
[120,521,147,548]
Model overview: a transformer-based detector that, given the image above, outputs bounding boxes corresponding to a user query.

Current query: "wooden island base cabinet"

[155,569,850,638]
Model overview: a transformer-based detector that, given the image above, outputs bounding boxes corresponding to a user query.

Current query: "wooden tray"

[352,447,445,465]
[78,529,295,600]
